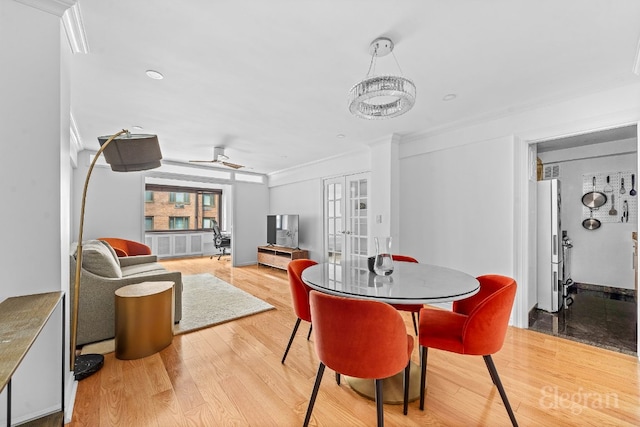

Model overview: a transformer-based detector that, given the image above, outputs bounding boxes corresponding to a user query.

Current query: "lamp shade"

[97,133,162,171]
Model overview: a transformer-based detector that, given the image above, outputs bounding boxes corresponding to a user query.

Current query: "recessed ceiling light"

[337,134,346,138]
[442,93,457,101]
[145,70,164,80]
[132,125,143,130]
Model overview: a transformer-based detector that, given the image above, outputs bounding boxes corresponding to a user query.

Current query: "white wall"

[73,151,147,243]
[539,144,637,289]
[0,0,70,422]
[269,179,324,260]
[399,136,516,274]
[232,181,269,266]
[369,138,401,251]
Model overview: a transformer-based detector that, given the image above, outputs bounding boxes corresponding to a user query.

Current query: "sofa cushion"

[121,262,167,277]
[80,240,122,278]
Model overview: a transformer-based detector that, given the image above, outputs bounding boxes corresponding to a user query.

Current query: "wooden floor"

[67,256,640,426]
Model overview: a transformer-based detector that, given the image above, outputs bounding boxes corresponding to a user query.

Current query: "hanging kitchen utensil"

[623,200,629,222]
[582,176,607,208]
[630,174,636,196]
[604,175,613,193]
[609,194,617,216]
[620,177,625,194]
[582,209,601,230]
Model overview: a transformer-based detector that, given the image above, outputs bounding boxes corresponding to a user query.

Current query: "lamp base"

[74,353,104,381]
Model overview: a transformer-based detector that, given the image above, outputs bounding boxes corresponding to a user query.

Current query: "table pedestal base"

[345,361,423,404]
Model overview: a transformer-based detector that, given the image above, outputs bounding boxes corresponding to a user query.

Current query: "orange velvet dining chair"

[99,237,152,257]
[418,274,518,427]
[303,290,414,427]
[389,254,422,335]
[281,259,318,364]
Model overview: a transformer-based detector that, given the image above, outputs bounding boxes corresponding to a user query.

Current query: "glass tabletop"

[301,259,479,304]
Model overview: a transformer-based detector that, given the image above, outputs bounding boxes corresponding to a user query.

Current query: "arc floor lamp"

[72,129,163,380]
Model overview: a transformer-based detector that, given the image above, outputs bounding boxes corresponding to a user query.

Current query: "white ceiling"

[70,0,640,174]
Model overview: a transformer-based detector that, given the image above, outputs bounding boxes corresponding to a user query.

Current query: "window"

[169,216,190,230]
[203,193,215,209]
[145,184,223,231]
[203,217,217,229]
[169,192,190,204]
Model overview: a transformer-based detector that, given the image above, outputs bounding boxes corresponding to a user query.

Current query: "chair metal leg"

[483,355,518,427]
[281,318,301,364]
[403,361,410,415]
[335,372,341,385]
[411,312,418,335]
[485,356,498,385]
[419,346,428,410]
[374,378,384,427]
[307,324,313,340]
[303,363,325,427]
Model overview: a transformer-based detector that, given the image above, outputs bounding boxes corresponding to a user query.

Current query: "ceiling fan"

[189,147,245,169]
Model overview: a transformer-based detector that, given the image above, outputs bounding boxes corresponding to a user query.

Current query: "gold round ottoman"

[115,281,174,360]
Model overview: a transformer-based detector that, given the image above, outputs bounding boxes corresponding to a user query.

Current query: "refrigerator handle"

[553,271,558,292]
[552,234,557,256]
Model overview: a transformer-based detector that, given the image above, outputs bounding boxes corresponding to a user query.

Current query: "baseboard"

[572,282,635,297]
[528,304,539,326]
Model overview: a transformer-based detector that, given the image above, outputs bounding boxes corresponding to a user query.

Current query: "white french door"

[323,172,370,265]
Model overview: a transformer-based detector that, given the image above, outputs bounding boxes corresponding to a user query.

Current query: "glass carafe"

[373,236,394,276]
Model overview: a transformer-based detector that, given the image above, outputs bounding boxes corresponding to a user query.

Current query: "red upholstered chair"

[281,259,318,364]
[304,290,414,427]
[418,274,518,426]
[390,254,422,335]
[99,237,152,257]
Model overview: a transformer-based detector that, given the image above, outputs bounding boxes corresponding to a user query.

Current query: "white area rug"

[81,273,274,355]
[175,273,274,334]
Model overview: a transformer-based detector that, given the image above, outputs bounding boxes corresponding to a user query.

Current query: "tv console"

[257,245,309,270]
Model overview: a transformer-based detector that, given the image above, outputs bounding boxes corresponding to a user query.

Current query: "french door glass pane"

[325,175,367,264]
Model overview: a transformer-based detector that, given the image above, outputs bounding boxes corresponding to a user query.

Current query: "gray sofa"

[70,239,183,346]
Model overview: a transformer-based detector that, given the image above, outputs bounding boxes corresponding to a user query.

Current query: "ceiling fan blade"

[221,161,244,169]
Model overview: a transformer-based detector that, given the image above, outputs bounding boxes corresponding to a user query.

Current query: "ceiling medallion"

[348,37,416,120]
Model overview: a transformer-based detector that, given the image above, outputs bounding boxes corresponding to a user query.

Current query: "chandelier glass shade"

[348,37,416,119]
[348,75,416,119]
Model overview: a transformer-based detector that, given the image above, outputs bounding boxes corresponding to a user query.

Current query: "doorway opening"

[528,125,638,355]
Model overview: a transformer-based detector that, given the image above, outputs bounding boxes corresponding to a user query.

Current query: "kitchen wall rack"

[582,171,637,224]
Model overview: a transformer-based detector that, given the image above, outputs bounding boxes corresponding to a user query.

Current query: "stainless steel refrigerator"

[537,179,563,312]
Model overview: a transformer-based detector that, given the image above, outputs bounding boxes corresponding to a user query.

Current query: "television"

[267,214,299,248]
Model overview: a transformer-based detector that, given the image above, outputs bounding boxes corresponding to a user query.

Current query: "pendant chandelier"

[348,37,416,120]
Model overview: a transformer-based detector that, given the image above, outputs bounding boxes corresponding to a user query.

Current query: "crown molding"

[14,0,76,17]
[69,113,82,167]
[62,3,89,54]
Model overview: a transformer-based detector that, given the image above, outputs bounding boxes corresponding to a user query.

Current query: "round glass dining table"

[302,259,479,305]
[301,259,480,404]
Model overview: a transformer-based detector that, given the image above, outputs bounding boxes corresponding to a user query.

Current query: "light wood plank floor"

[67,257,640,426]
